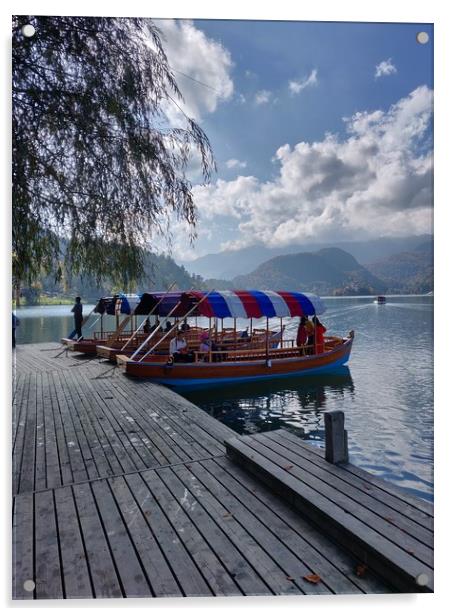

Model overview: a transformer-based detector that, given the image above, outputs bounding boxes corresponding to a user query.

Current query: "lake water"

[15,296,434,502]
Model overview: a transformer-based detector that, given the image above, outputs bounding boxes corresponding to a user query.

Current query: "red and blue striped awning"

[182,290,325,318]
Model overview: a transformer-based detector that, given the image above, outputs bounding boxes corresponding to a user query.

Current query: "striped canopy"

[182,290,325,318]
[94,289,325,318]
[94,294,142,315]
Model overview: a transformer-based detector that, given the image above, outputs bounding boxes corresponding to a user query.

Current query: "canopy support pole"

[138,290,215,362]
[280,317,283,348]
[265,317,269,362]
[233,318,237,350]
[120,281,177,352]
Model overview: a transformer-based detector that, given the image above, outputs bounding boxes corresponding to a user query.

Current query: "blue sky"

[154,19,433,260]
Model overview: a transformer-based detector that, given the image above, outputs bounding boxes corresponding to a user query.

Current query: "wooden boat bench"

[225,429,433,593]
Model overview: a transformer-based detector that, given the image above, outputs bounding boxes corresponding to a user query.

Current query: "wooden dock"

[12,343,433,599]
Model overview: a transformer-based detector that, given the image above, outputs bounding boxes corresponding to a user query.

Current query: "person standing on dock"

[12,312,20,348]
[70,296,84,340]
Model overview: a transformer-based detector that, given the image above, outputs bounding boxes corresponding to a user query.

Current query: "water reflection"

[185,367,354,440]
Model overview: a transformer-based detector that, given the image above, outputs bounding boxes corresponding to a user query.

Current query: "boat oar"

[120,281,177,352]
[138,289,214,362]
[128,285,197,361]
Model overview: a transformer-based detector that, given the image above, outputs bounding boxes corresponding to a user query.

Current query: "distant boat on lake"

[374,295,386,304]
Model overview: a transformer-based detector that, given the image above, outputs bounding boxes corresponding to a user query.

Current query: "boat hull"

[121,336,354,390]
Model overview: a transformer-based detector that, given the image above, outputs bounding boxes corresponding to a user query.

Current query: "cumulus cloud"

[155,19,234,123]
[226,159,247,169]
[375,58,397,79]
[192,86,433,250]
[255,90,272,105]
[288,69,318,94]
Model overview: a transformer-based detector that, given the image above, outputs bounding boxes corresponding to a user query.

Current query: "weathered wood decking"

[226,431,433,593]
[13,343,430,599]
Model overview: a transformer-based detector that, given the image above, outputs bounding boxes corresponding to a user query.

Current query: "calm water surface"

[15,296,434,501]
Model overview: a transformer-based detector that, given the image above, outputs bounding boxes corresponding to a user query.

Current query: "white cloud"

[226,159,247,169]
[255,90,272,105]
[288,69,318,94]
[192,86,433,250]
[375,58,397,79]
[155,19,234,123]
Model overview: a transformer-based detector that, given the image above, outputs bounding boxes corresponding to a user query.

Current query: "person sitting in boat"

[296,316,308,354]
[169,330,194,363]
[164,320,172,333]
[240,328,250,340]
[143,318,152,333]
[312,316,327,355]
[180,319,190,332]
[199,331,211,361]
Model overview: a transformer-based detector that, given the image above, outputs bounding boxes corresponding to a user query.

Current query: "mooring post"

[324,410,349,464]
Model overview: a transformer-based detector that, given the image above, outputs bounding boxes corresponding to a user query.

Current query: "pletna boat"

[116,290,354,390]
[97,291,282,361]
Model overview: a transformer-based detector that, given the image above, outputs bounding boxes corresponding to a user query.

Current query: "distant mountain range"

[28,236,433,304]
[366,241,433,294]
[183,235,433,280]
[232,247,388,295]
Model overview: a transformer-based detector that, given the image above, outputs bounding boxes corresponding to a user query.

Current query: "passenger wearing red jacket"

[312,316,327,354]
[296,316,308,347]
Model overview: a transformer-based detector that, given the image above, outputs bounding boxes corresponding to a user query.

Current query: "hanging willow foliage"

[12,15,215,288]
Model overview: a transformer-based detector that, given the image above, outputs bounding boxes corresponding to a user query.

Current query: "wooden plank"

[54,486,93,598]
[61,370,125,478]
[12,374,31,495]
[34,373,47,491]
[258,432,433,548]
[126,472,213,597]
[74,371,161,471]
[212,456,392,594]
[281,429,434,517]
[34,490,64,599]
[173,462,334,595]
[141,468,241,596]
[114,379,220,460]
[46,371,74,487]
[107,379,200,464]
[90,480,152,597]
[108,475,183,597]
[226,436,433,593]
[51,371,90,484]
[72,482,123,598]
[17,373,37,494]
[155,384,234,448]
[71,370,147,476]
[266,429,433,531]
[157,465,270,596]
[40,371,63,490]
[201,457,382,594]
[12,494,35,599]
[158,465,302,596]
[242,435,433,566]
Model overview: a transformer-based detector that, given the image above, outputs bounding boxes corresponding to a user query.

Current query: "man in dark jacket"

[71,297,83,340]
[12,312,20,347]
